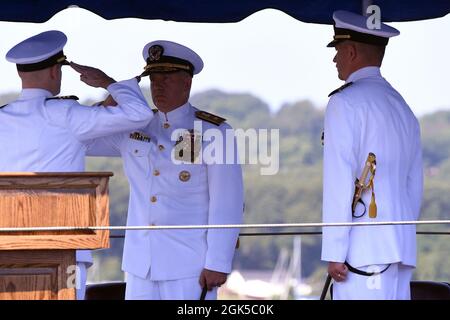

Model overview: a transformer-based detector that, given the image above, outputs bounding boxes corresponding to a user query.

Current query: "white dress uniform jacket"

[87,102,244,280]
[0,78,153,265]
[321,67,423,268]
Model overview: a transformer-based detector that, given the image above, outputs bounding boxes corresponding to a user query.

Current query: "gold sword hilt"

[352,153,377,216]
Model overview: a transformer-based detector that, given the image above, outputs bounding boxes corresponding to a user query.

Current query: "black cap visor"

[327,27,389,47]
[17,51,69,72]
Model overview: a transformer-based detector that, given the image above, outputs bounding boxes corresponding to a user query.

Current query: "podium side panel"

[0,250,76,300]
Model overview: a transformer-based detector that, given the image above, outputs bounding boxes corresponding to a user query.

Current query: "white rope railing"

[0,219,449,232]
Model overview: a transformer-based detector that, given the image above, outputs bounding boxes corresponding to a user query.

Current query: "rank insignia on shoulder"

[195,110,226,126]
[46,95,79,101]
[129,131,151,143]
[328,82,353,97]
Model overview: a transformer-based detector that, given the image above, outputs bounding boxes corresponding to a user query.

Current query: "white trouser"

[333,262,414,300]
[125,273,218,300]
[76,262,88,300]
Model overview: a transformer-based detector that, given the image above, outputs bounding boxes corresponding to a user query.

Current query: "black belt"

[345,261,391,276]
[199,287,207,300]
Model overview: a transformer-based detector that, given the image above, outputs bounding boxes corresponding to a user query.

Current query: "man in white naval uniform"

[0,30,153,300]
[321,11,423,299]
[86,40,244,300]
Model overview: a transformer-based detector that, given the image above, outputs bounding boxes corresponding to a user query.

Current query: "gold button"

[163,123,170,129]
[150,196,157,203]
[179,170,191,182]
[158,145,165,151]
[153,169,160,176]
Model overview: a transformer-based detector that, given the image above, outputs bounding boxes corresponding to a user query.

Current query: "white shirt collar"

[157,102,191,123]
[346,66,382,83]
[18,88,53,100]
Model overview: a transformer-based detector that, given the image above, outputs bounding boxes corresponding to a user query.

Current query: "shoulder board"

[46,95,79,101]
[152,108,158,114]
[328,82,353,97]
[195,110,226,126]
[0,104,6,109]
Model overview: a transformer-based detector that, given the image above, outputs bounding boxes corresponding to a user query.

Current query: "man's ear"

[183,74,192,91]
[48,64,60,80]
[348,43,358,62]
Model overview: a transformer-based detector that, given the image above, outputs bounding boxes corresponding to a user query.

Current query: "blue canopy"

[0,0,449,24]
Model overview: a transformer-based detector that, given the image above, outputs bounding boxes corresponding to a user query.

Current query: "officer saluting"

[86,40,244,300]
[321,11,423,299]
[0,30,153,299]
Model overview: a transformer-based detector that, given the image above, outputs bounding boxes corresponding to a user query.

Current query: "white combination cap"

[327,10,400,47]
[6,30,69,72]
[141,40,203,77]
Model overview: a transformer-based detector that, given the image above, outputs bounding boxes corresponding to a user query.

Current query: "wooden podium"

[0,172,112,300]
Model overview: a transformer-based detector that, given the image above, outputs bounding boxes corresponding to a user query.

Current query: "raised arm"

[85,133,123,157]
[60,62,153,142]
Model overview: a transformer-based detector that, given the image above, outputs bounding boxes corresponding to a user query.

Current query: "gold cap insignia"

[148,45,164,62]
[179,170,191,182]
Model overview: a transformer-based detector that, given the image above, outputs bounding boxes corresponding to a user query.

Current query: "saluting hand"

[199,268,228,291]
[70,62,116,89]
[328,262,348,282]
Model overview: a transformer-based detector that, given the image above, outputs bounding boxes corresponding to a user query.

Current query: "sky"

[0,7,449,116]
